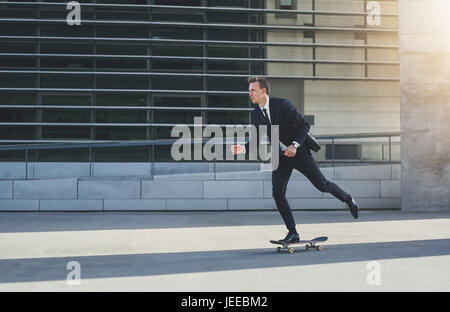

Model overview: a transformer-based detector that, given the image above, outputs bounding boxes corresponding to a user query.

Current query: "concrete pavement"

[0,210,449,291]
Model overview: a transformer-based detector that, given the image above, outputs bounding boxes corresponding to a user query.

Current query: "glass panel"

[207,77,247,91]
[0,126,35,140]
[95,126,148,140]
[207,95,250,108]
[0,23,35,36]
[153,110,199,124]
[96,25,148,38]
[41,126,91,139]
[40,74,93,88]
[153,96,201,107]
[208,29,249,41]
[0,56,35,69]
[96,44,148,55]
[0,42,35,53]
[152,59,203,72]
[40,57,93,70]
[41,24,94,37]
[208,46,248,58]
[40,43,93,54]
[96,94,147,107]
[0,74,35,88]
[36,148,90,162]
[152,45,203,57]
[0,109,36,122]
[0,93,36,105]
[207,111,249,124]
[96,58,148,71]
[154,0,201,6]
[208,0,248,8]
[0,6,34,18]
[96,75,149,89]
[208,61,248,73]
[152,13,203,23]
[207,12,249,24]
[152,76,203,90]
[41,95,91,106]
[152,27,203,40]
[42,109,91,123]
[96,8,149,21]
[95,109,148,123]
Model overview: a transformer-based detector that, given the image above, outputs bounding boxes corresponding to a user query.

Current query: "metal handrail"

[0,132,400,179]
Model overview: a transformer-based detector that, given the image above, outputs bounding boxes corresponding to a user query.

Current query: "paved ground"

[0,210,449,291]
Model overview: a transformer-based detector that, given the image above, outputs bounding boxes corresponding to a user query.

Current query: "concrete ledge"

[354,197,401,209]
[78,180,140,199]
[228,198,275,210]
[93,162,152,177]
[0,181,12,199]
[0,163,26,180]
[40,199,103,211]
[334,165,391,180]
[104,199,165,211]
[381,180,401,197]
[14,178,77,199]
[203,181,263,199]
[32,163,90,179]
[290,198,346,210]
[142,180,203,199]
[0,199,39,211]
[263,180,323,198]
[323,180,380,198]
[167,199,227,211]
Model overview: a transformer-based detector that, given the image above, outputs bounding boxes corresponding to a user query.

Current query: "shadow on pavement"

[0,211,448,233]
[1,238,449,284]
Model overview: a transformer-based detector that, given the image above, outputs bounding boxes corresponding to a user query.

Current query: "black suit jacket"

[245,97,311,156]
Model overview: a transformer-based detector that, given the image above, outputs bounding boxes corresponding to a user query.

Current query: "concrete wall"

[265,0,400,136]
[398,0,450,211]
[0,164,401,211]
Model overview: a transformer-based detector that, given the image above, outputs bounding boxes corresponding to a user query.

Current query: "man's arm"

[283,99,311,148]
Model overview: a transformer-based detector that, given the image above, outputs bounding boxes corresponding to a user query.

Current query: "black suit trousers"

[272,146,351,232]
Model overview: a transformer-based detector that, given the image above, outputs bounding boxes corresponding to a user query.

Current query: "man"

[231,77,359,244]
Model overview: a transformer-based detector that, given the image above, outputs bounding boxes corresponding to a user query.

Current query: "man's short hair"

[247,76,270,95]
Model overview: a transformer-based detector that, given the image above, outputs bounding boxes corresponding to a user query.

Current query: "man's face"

[248,82,266,105]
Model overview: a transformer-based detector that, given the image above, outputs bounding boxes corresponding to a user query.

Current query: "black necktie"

[262,108,271,125]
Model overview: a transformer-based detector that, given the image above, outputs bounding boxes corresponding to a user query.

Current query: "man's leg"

[272,157,297,232]
[293,148,351,203]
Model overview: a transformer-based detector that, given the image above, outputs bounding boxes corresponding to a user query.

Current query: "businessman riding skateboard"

[231,77,359,244]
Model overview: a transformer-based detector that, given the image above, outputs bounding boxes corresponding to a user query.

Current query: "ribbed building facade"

[0,0,399,162]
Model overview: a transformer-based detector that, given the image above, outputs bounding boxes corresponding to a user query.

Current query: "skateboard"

[270,236,328,254]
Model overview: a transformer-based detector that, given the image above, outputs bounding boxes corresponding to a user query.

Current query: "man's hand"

[230,144,245,155]
[284,145,297,157]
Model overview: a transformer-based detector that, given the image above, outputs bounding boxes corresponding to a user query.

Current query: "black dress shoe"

[346,196,359,219]
[281,231,300,244]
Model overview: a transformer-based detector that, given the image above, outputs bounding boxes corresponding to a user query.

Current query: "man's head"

[247,76,270,105]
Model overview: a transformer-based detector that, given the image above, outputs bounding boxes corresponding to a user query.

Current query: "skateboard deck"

[270,236,328,253]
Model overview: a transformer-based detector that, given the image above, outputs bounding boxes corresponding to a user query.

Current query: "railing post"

[89,144,92,177]
[331,138,335,168]
[151,143,155,180]
[388,135,392,164]
[25,147,28,180]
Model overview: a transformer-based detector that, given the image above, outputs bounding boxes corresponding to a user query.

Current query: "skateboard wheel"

[305,245,309,251]
[317,245,323,251]
[288,248,294,254]
[277,246,281,253]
